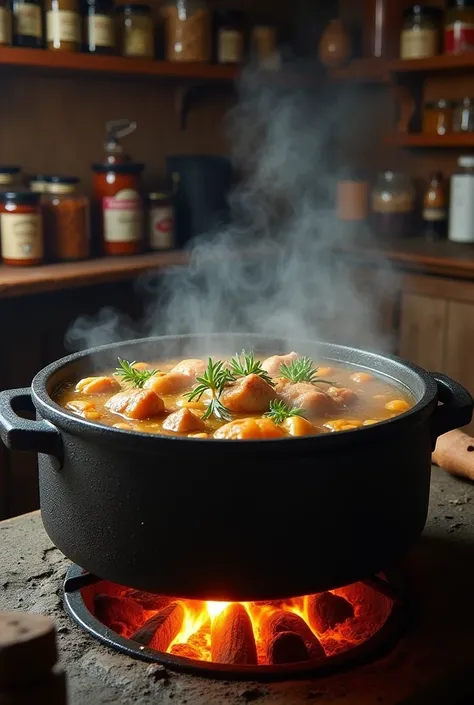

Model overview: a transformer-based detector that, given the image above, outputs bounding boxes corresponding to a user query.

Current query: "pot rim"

[31,333,439,453]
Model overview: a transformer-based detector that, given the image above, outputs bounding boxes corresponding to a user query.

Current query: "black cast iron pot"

[0,334,472,601]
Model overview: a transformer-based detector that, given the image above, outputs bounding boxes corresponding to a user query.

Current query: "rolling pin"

[432,429,474,482]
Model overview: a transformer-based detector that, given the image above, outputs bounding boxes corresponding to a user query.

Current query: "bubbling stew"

[54,351,414,440]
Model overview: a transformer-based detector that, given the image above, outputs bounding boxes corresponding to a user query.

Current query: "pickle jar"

[13,0,43,47]
[46,0,81,51]
[117,3,154,58]
[43,176,90,262]
[84,0,115,54]
[423,99,453,135]
[0,0,12,45]
[163,0,211,62]
[0,191,43,266]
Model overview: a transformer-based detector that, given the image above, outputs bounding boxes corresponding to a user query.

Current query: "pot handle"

[430,373,474,441]
[0,388,62,459]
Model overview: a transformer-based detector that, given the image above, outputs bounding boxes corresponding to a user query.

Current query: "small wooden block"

[0,612,58,689]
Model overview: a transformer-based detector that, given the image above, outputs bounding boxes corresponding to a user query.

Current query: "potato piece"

[261,352,300,378]
[84,410,101,420]
[282,416,318,437]
[176,398,206,410]
[133,362,151,371]
[324,419,363,432]
[162,408,207,433]
[276,381,336,417]
[385,399,410,413]
[171,359,207,378]
[350,372,373,384]
[105,390,165,420]
[214,418,286,440]
[221,374,277,413]
[75,376,121,394]
[144,372,190,395]
[66,400,95,412]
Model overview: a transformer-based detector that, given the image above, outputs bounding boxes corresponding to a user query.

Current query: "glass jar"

[423,99,453,135]
[163,0,211,63]
[371,171,416,238]
[423,171,447,240]
[0,0,12,45]
[29,174,49,193]
[84,0,115,53]
[445,0,474,55]
[0,191,43,266]
[46,0,81,51]
[213,9,244,65]
[449,155,474,242]
[400,5,442,59]
[92,161,144,255]
[13,0,43,47]
[0,166,21,190]
[453,97,474,132]
[117,4,153,58]
[147,191,174,250]
[251,22,277,63]
[42,176,90,261]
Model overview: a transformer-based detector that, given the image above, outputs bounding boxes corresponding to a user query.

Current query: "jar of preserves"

[117,4,153,58]
[13,0,43,47]
[213,9,244,65]
[29,174,49,193]
[453,97,474,132]
[371,171,416,238]
[84,0,115,53]
[449,155,474,242]
[423,99,453,135]
[147,191,174,250]
[163,0,211,62]
[0,0,12,45]
[400,5,442,59]
[423,171,447,240]
[46,0,81,50]
[0,191,43,266]
[445,0,474,55]
[0,166,21,190]
[42,176,89,261]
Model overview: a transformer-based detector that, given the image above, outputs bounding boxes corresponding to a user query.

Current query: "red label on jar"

[156,217,173,233]
[103,188,142,243]
[444,22,474,54]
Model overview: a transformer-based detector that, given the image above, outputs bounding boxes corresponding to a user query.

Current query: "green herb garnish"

[280,356,333,385]
[264,399,305,425]
[114,358,159,388]
[186,358,233,421]
[229,350,275,386]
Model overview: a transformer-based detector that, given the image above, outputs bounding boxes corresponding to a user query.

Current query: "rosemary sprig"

[186,358,233,421]
[264,400,305,425]
[280,356,333,385]
[114,358,159,388]
[229,350,275,386]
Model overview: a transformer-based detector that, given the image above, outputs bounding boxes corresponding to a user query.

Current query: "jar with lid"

[445,0,474,55]
[0,166,21,190]
[117,4,153,58]
[449,155,474,242]
[213,9,244,65]
[453,97,474,132]
[371,171,416,238]
[42,176,90,261]
[13,0,43,47]
[147,191,174,250]
[423,99,453,135]
[251,21,277,64]
[0,191,43,266]
[29,174,49,193]
[46,0,81,50]
[163,0,211,62]
[84,0,115,53]
[400,5,442,59]
[423,172,447,240]
[0,0,12,45]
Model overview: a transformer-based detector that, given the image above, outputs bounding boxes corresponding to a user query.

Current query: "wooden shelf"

[389,53,474,74]
[385,133,474,148]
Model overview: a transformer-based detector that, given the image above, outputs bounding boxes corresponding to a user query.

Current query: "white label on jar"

[149,206,174,250]
[0,7,12,44]
[218,29,243,64]
[449,174,474,243]
[400,28,437,59]
[0,174,14,185]
[16,3,42,37]
[423,207,447,222]
[88,14,114,47]
[1,213,43,260]
[125,27,153,57]
[103,189,142,242]
[47,9,80,44]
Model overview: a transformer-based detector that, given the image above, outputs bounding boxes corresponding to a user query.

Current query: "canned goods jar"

[423,99,453,135]
[445,0,474,55]
[13,0,43,47]
[46,0,81,51]
[84,0,115,53]
[163,0,211,62]
[43,176,90,262]
[214,9,245,64]
[0,191,43,266]
[117,4,153,58]
[0,166,21,190]
[29,174,49,193]
[0,0,12,45]
[400,4,442,59]
[148,191,174,250]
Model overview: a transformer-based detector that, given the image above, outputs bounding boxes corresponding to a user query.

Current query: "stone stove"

[2,466,474,705]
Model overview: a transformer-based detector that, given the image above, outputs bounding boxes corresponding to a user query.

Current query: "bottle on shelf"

[12,0,43,47]
[83,0,116,54]
[423,172,447,241]
[0,0,13,46]
[42,175,90,262]
[449,155,474,243]
[46,0,82,51]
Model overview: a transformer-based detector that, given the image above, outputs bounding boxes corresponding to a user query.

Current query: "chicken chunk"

[220,374,277,413]
[214,418,286,440]
[276,380,337,417]
[170,359,207,378]
[327,386,357,407]
[144,372,190,395]
[105,389,165,420]
[75,376,121,395]
[261,352,300,378]
[162,408,207,433]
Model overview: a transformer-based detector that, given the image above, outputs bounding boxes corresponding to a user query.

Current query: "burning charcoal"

[307,592,354,634]
[131,602,184,652]
[123,590,174,611]
[169,643,201,660]
[260,610,325,660]
[94,595,145,637]
[267,631,310,665]
[211,604,258,666]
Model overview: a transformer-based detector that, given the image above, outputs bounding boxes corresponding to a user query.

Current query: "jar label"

[88,14,114,48]
[1,213,43,260]
[47,9,80,44]
[400,28,437,59]
[124,27,153,57]
[445,22,474,54]
[0,7,12,44]
[218,29,243,63]
[149,206,174,250]
[16,3,42,38]
[103,189,142,242]
[0,174,15,185]
[423,207,447,222]
[449,175,474,242]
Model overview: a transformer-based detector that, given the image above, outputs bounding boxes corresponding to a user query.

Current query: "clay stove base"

[2,467,474,705]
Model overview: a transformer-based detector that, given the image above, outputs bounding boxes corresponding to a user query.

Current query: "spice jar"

[423,99,453,135]
[400,5,442,59]
[251,22,277,63]
[0,0,12,45]
[13,0,43,47]
[147,191,174,250]
[423,172,447,240]
[29,174,49,193]
[449,155,474,242]
[42,176,89,261]
[445,0,474,55]
[213,9,244,65]
[84,0,115,53]
[163,0,211,62]
[46,0,81,50]
[0,191,43,266]
[453,97,474,132]
[371,171,416,238]
[0,166,21,190]
[117,4,153,58]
